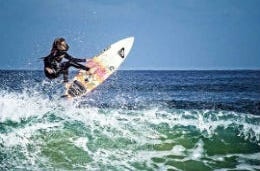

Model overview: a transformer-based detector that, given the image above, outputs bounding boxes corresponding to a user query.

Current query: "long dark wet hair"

[50,37,69,55]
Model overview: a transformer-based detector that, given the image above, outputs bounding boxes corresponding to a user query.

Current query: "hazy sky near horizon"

[0,0,259,70]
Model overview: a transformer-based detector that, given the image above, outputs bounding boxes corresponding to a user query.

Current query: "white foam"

[0,90,53,122]
[1,122,61,147]
[73,137,89,152]
[171,145,186,156]
[235,163,260,171]
[188,139,205,160]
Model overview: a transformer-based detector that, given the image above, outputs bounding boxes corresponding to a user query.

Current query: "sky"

[0,0,259,70]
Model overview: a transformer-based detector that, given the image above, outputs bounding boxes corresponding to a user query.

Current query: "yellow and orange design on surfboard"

[64,37,134,98]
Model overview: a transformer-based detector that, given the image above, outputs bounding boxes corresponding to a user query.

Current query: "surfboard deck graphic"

[64,37,134,98]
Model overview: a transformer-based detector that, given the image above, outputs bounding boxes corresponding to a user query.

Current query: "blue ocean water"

[0,70,259,170]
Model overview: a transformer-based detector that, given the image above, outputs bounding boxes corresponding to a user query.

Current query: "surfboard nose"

[127,37,134,46]
[113,36,134,46]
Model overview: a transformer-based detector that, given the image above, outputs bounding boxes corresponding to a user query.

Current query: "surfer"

[43,37,90,83]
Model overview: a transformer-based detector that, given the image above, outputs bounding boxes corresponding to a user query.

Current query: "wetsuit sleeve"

[64,53,86,62]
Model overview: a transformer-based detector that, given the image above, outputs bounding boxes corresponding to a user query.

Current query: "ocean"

[0,70,259,170]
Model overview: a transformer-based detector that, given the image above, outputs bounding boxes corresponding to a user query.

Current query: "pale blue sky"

[0,0,259,70]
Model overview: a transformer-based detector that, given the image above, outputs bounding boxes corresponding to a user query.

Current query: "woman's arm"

[64,53,86,62]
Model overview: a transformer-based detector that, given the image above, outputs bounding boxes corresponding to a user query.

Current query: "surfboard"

[64,37,134,98]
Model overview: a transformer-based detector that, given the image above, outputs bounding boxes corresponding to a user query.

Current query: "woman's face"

[57,40,69,51]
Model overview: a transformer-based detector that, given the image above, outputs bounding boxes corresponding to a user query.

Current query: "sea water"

[0,70,259,170]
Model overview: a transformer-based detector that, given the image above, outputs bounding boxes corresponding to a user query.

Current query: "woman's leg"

[62,69,69,82]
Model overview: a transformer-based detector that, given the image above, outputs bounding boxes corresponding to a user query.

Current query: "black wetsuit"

[43,51,89,82]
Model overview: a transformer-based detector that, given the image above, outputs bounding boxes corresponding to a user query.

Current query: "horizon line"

[0,68,259,71]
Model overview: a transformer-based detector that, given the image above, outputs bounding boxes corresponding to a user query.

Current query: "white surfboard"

[64,37,134,98]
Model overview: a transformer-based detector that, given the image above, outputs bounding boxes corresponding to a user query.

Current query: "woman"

[43,37,90,83]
